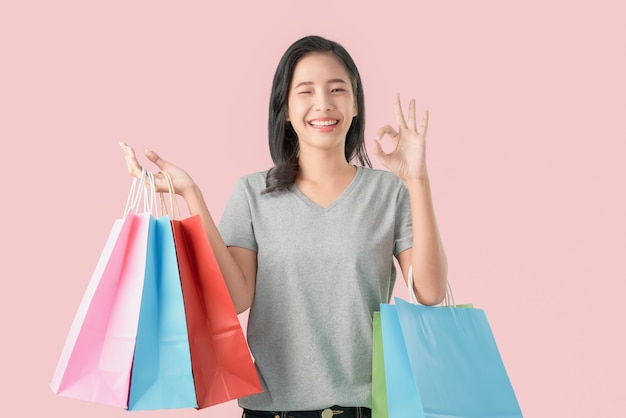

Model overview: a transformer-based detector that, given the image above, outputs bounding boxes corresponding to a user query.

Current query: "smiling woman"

[120,34,448,418]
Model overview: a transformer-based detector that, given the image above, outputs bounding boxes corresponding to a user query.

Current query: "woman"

[121,35,447,418]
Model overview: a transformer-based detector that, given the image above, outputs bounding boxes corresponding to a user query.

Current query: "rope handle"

[123,167,157,216]
[158,170,181,220]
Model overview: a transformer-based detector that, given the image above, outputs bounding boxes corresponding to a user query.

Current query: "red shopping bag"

[161,171,262,408]
[51,171,153,408]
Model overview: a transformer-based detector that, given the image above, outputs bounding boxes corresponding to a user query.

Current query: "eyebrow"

[293,78,349,89]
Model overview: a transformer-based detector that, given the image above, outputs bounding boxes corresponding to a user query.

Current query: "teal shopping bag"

[378,305,426,418]
[394,297,523,418]
[127,214,197,410]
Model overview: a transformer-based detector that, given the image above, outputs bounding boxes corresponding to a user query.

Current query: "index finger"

[119,142,144,178]
[394,93,408,129]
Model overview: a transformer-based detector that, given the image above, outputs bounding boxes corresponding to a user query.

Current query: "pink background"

[1,1,624,417]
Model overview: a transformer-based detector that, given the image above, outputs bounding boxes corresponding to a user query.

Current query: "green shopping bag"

[372,312,388,418]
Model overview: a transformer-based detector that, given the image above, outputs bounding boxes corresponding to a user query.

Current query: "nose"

[314,91,334,112]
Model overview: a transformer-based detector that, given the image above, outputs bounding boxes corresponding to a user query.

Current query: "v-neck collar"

[289,165,363,213]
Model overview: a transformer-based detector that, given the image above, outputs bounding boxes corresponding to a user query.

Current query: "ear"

[353,102,358,117]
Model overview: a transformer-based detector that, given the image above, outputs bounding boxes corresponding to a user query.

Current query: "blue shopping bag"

[127,214,197,410]
[394,297,523,418]
[377,305,426,418]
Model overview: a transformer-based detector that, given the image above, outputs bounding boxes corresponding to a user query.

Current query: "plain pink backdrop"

[1,1,624,417]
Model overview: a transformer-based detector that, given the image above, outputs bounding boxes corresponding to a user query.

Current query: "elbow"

[233,294,253,314]
[412,270,448,306]
[416,289,446,306]
[235,305,250,315]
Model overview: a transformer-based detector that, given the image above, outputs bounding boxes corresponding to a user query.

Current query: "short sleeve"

[218,177,258,252]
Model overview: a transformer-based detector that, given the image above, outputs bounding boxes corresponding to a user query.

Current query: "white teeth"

[310,120,338,126]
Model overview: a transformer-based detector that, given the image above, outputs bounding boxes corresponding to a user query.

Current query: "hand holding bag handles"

[52,168,262,410]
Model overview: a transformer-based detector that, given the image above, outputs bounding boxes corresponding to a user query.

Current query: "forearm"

[180,183,255,313]
[405,177,448,305]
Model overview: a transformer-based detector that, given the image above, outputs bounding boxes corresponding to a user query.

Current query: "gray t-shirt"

[218,165,412,411]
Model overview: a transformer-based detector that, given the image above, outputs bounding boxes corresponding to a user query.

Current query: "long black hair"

[264,35,371,193]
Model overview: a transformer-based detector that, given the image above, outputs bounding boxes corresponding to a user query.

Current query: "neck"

[297,148,354,184]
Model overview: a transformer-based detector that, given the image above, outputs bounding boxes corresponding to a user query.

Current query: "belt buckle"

[321,408,335,418]
[321,408,344,418]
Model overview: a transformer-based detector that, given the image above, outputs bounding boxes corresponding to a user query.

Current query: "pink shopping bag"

[51,170,154,408]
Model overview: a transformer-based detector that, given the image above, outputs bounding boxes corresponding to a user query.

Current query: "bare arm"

[120,142,257,313]
[373,96,447,305]
[396,178,447,305]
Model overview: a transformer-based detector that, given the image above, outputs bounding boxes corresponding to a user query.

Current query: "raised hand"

[119,142,194,196]
[373,94,429,182]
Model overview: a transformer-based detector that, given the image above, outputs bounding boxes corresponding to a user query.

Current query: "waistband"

[242,405,371,418]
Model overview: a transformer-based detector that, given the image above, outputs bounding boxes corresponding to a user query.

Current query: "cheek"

[286,108,296,123]
[286,100,305,123]
[285,101,295,122]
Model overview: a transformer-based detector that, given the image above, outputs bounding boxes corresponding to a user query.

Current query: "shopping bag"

[372,312,389,418]
[394,298,522,417]
[50,170,152,408]
[127,213,197,410]
[161,171,262,408]
[391,269,523,418]
[377,306,426,418]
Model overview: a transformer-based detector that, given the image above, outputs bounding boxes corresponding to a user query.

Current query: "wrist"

[179,181,202,200]
[403,175,431,190]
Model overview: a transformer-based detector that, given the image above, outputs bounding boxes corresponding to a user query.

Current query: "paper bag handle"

[158,170,181,220]
[123,167,157,217]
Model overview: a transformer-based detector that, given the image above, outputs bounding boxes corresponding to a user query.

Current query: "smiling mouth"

[309,120,339,127]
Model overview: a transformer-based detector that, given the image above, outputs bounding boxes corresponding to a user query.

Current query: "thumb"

[373,139,391,168]
[144,149,167,169]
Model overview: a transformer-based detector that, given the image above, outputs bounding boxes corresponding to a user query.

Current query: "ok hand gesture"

[373,94,429,182]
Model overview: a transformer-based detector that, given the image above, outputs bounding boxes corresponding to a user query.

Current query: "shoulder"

[353,167,410,212]
[232,170,269,194]
[229,170,295,205]
[222,171,269,208]
[357,166,407,191]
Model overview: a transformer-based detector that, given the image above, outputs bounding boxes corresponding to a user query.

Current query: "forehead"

[290,52,351,86]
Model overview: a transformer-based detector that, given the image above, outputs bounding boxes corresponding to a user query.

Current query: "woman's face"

[286,52,357,155]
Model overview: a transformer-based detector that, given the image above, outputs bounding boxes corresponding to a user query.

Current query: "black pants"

[242,405,371,418]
